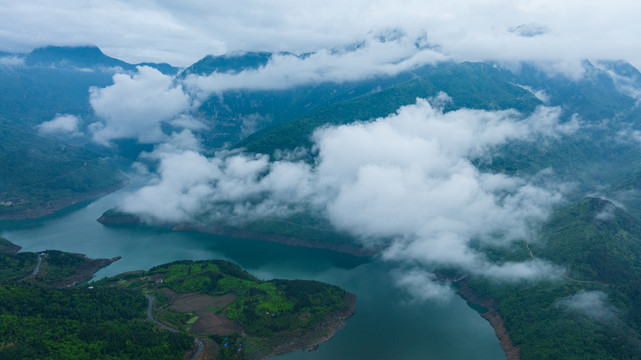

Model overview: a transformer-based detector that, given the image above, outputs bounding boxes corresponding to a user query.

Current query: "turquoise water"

[1,191,505,360]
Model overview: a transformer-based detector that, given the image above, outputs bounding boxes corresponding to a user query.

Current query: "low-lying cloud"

[86,37,446,146]
[184,35,448,97]
[598,63,641,104]
[38,114,83,137]
[120,95,574,297]
[0,55,24,66]
[556,290,619,323]
[89,66,193,145]
[595,201,617,222]
[393,268,454,303]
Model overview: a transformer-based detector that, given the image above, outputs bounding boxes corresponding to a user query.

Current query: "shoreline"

[5,196,512,358]
[0,183,126,221]
[96,213,378,257]
[3,236,122,287]
[455,278,520,360]
[50,254,122,287]
[262,292,357,359]
[173,224,377,257]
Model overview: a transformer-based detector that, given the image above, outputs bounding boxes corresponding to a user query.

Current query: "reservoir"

[1,191,505,360]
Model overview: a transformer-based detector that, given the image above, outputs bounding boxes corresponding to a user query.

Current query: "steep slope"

[484,61,641,196]
[503,61,637,121]
[0,46,180,219]
[0,119,124,219]
[466,198,641,360]
[185,52,438,149]
[236,61,541,156]
[0,46,179,127]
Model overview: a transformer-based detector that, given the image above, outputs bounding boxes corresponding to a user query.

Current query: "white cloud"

[1,1,640,70]
[89,66,192,145]
[393,269,453,302]
[616,128,641,145]
[184,35,448,96]
[239,113,271,139]
[556,291,619,323]
[0,55,24,66]
[597,64,641,104]
[121,96,573,291]
[37,114,82,137]
[595,201,617,222]
[516,84,550,103]
[169,114,207,131]
[122,148,313,222]
[122,150,220,222]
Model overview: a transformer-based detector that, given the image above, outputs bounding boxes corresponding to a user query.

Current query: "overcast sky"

[1,0,640,68]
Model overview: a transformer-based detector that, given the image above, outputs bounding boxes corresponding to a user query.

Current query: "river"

[0,191,505,360]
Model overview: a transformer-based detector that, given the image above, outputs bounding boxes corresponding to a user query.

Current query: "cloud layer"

[89,66,192,145]
[184,36,448,96]
[1,1,640,68]
[120,96,573,297]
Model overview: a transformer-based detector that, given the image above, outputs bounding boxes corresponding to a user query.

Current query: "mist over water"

[1,193,504,360]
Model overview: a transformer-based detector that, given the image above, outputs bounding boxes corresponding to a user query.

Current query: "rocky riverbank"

[259,292,357,359]
[456,279,520,360]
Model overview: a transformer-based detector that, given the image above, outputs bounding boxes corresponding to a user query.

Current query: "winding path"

[525,243,610,286]
[193,339,204,359]
[19,253,43,281]
[144,295,178,332]
[144,295,204,360]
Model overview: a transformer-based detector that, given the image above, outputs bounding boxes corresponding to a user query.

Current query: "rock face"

[482,309,521,360]
[457,280,521,360]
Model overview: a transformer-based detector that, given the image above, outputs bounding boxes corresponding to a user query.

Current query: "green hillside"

[467,198,641,359]
[237,61,541,156]
[0,119,124,219]
[0,237,355,360]
[0,239,193,360]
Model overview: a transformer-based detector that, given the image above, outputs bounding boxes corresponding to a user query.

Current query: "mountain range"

[2,45,641,359]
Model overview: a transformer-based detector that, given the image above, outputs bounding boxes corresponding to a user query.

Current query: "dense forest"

[99,259,354,358]
[465,197,641,359]
[0,240,192,359]
[0,238,354,360]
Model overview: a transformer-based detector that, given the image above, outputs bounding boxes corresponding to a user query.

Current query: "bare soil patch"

[170,293,242,335]
[190,312,243,335]
[171,293,236,311]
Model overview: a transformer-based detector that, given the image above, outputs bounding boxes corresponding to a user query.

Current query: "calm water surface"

[1,191,505,360]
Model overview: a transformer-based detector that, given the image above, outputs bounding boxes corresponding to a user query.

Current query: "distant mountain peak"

[23,45,179,75]
[181,51,274,76]
[25,45,128,69]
